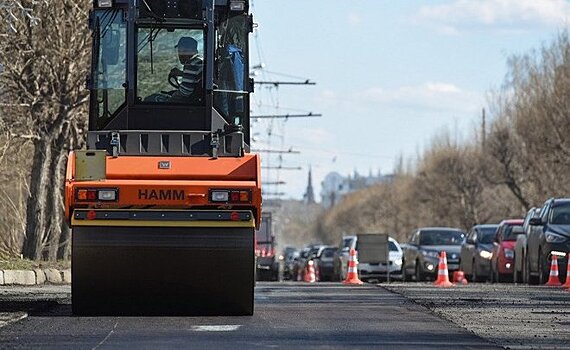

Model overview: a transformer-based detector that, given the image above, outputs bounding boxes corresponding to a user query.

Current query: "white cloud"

[348,12,362,26]
[416,0,570,33]
[361,82,480,114]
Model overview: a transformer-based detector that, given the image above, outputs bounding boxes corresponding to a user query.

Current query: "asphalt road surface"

[0,282,498,349]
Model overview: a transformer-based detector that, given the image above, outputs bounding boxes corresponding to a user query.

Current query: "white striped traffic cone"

[304,260,316,283]
[434,251,453,287]
[343,248,363,285]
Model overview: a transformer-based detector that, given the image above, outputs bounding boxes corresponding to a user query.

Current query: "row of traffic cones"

[305,248,570,288]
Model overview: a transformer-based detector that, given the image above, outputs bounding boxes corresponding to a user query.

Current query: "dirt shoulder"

[383,282,570,349]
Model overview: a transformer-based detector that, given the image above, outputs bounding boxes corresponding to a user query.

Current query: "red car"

[490,219,525,282]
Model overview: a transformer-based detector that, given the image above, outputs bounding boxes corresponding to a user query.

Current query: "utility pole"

[481,108,486,150]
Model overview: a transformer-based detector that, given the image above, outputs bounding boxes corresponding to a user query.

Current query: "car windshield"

[479,227,498,244]
[550,203,570,225]
[503,225,523,241]
[420,230,465,246]
[342,238,354,249]
[389,241,398,252]
[322,248,336,258]
[479,232,495,244]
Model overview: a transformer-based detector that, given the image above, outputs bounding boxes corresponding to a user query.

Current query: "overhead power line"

[262,166,302,170]
[263,181,286,185]
[251,113,322,119]
[253,149,300,154]
[255,80,316,86]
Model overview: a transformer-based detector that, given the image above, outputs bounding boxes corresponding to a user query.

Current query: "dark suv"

[527,198,570,284]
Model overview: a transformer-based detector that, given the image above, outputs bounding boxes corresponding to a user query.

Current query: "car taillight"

[76,188,118,202]
[209,189,251,203]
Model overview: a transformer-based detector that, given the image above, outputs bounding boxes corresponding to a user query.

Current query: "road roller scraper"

[65,0,260,316]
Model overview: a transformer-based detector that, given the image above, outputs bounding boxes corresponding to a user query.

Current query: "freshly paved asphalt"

[0,282,499,349]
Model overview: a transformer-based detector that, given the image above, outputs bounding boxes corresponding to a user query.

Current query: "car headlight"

[545,232,567,243]
[394,258,402,266]
[479,250,493,259]
[421,250,439,259]
[504,249,514,259]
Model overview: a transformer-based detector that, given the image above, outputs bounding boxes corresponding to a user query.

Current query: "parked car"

[490,219,524,283]
[513,208,540,283]
[358,237,403,282]
[313,246,337,281]
[527,198,570,284]
[333,235,357,281]
[294,244,325,281]
[460,224,499,282]
[292,246,311,281]
[281,246,298,280]
[402,228,466,281]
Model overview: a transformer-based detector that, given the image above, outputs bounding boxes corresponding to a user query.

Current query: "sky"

[248,0,570,201]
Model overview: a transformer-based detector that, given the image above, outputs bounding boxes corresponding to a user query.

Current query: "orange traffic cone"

[546,255,562,286]
[304,260,316,283]
[434,251,454,287]
[453,270,468,285]
[343,248,364,285]
[562,253,570,289]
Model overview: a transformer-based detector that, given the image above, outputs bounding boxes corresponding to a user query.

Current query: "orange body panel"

[65,153,262,227]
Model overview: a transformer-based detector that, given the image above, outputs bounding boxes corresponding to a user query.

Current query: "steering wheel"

[168,67,182,89]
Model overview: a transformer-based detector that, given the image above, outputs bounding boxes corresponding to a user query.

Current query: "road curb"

[0,269,71,286]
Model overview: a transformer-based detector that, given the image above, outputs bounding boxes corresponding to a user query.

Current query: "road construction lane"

[0,283,497,349]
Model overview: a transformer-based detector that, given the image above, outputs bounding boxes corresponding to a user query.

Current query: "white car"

[359,237,403,281]
[335,235,403,281]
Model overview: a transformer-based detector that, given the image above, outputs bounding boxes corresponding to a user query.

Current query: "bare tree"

[0,0,90,260]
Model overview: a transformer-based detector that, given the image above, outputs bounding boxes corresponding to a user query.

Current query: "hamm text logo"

[138,189,185,200]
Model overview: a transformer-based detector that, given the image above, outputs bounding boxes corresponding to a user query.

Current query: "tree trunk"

[22,137,53,260]
[46,147,68,261]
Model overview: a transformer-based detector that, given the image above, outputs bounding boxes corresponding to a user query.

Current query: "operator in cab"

[168,37,204,103]
[143,36,204,103]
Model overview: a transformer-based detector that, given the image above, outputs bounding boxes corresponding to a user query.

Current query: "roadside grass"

[0,256,70,270]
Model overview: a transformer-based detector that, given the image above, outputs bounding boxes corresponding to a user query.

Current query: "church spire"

[303,166,315,204]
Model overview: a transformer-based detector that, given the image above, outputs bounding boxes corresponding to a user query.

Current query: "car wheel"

[521,255,528,284]
[489,263,496,283]
[402,263,410,282]
[472,259,478,283]
[527,254,539,285]
[538,248,547,285]
[415,261,424,282]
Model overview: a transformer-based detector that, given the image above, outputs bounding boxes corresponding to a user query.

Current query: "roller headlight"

[504,249,514,259]
[394,258,402,266]
[479,250,493,259]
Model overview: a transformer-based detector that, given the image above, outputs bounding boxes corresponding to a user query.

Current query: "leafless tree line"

[316,32,570,245]
[0,0,90,260]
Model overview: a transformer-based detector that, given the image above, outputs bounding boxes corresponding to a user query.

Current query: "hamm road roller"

[65,0,260,315]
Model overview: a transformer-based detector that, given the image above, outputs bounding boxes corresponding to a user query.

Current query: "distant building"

[320,170,393,208]
[303,167,315,205]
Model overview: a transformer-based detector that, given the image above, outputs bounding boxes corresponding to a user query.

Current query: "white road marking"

[0,312,28,329]
[92,321,118,350]
[190,325,241,332]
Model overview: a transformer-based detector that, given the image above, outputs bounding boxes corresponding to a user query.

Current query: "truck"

[65,0,261,316]
[255,212,278,281]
